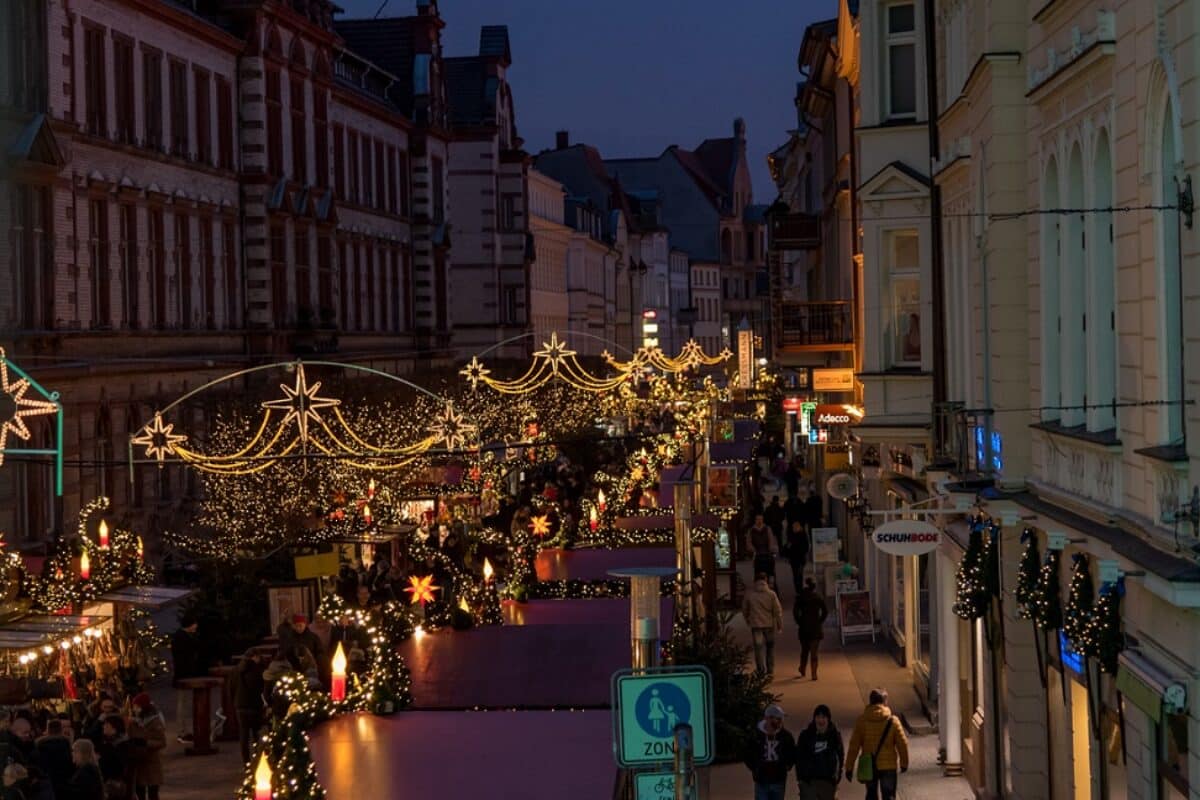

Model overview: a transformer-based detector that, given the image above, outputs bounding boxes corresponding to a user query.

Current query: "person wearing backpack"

[844,688,908,800]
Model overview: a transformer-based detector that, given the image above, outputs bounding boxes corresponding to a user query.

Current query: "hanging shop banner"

[812,527,840,564]
[813,404,864,426]
[737,329,754,388]
[812,368,855,392]
[871,520,942,556]
[825,473,858,499]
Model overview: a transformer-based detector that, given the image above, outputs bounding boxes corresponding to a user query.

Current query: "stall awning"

[0,615,110,651]
[97,586,195,609]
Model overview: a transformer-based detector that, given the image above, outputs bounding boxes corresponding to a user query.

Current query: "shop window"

[1160,709,1189,799]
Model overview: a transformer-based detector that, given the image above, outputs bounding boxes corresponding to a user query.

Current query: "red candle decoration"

[98,520,110,550]
[254,754,272,800]
[330,642,347,702]
[79,551,90,581]
[589,506,599,532]
[597,490,607,513]
[362,504,372,526]
[367,478,376,499]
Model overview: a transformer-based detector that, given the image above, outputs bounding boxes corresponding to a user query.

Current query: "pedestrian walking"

[793,579,828,680]
[127,694,165,800]
[795,704,844,800]
[804,485,823,534]
[743,705,796,800]
[764,496,786,550]
[845,689,909,800]
[785,520,810,595]
[741,574,784,676]
[170,615,206,744]
[67,739,105,800]
[748,513,778,587]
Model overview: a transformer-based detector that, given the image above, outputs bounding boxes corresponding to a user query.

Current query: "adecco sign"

[814,404,864,426]
[871,520,942,556]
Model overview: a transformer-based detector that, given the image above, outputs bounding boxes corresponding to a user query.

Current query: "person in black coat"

[763,496,787,551]
[95,716,130,794]
[171,615,206,742]
[803,487,823,534]
[34,719,73,798]
[744,705,796,798]
[794,704,844,800]
[785,520,810,596]
[793,579,829,680]
[234,652,267,764]
[67,739,105,800]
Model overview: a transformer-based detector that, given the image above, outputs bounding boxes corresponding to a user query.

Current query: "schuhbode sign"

[871,520,942,556]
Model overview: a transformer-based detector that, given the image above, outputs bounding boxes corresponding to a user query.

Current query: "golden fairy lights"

[0,347,59,468]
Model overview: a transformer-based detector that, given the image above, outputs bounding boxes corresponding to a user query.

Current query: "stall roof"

[0,614,109,651]
[97,586,195,609]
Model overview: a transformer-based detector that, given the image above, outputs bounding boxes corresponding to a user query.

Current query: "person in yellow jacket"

[844,688,909,800]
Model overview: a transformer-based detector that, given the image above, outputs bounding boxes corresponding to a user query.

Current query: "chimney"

[555,130,570,149]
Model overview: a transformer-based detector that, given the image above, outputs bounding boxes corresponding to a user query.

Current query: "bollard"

[673,723,696,800]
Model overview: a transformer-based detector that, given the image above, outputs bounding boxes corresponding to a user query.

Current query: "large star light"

[429,404,477,452]
[405,574,440,606]
[460,356,491,390]
[532,332,576,373]
[0,349,58,467]
[131,413,187,467]
[529,514,552,537]
[261,364,340,443]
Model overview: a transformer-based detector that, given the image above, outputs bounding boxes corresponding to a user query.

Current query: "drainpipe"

[924,0,948,452]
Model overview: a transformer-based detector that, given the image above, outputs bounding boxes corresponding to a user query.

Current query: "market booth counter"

[0,614,112,708]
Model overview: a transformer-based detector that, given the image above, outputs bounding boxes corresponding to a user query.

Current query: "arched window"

[1041,155,1061,420]
[1157,95,1183,444]
[1060,145,1086,427]
[1088,132,1116,432]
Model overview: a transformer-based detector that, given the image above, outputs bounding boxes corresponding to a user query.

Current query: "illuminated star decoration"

[0,350,58,468]
[459,356,492,390]
[404,574,440,606]
[529,514,552,537]
[428,404,477,452]
[261,363,340,444]
[532,332,576,374]
[130,413,187,468]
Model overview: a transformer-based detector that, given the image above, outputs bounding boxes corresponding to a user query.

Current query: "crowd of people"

[0,691,166,800]
[745,690,910,800]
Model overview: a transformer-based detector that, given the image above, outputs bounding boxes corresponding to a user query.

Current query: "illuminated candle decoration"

[362,504,372,526]
[483,558,494,582]
[367,478,376,499]
[597,490,607,513]
[589,507,599,532]
[413,624,426,641]
[330,642,347,702]
[136,536,144,562]
[98,520,110,550]
[254,754,272,800]
[79,551,90,581]
[458,596,471,613]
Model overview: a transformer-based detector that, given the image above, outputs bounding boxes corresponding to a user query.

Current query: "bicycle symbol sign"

[612,666,713,767]
[634,771,675,799]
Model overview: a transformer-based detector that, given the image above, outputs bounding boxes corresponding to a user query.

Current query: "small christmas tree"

[1015,529,1040,620]
[954,520,995,621]
[1063,553,1094,648]
[1081,581,1125,674]
[1031,549,1063,630]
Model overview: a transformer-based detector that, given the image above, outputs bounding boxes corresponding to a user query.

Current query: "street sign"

[612,666,714,767]
[634,771,676,800]
[871,520,942,556]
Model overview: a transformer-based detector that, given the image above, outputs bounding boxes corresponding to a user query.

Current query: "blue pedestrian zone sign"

[612,666,713,767]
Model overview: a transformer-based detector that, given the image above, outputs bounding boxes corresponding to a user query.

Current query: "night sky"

[334,0,827,203]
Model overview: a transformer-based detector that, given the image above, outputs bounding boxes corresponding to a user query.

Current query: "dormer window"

[885,3,916,120]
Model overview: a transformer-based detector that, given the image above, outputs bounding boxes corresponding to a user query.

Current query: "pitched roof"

[534,144,625,237]
[668,147,725,209]
[478,26,511,64]
[693,137,736,195]
[335,17,415,115]
[444,57,491,127]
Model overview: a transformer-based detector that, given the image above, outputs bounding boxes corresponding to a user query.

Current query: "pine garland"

[1031,548,1063,630]
[1063,553,1094,647]
[1080,581,1125,674]
[1015,529,1040,620]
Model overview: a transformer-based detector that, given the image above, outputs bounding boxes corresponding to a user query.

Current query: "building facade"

[527,169,570,344]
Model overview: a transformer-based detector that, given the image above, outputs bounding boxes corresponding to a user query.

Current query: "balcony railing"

[768,212,820,250]
[777,301,853,348]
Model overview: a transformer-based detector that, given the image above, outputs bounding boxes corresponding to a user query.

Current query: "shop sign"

[871,520,942,556]
[825,473,858,499]
[813,368,855,392]
[799,402,817,435]
[814,404,864,426]
[782,396,804,413]
[808,428,828,445]
[737,328,754,388]
[812,527,840,563]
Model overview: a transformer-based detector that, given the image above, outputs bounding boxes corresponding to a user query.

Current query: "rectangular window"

[113,37,135,144]
[501,196,516,231]
[168,60,188,157]
[194,67,211,165]
[222,220,238,327]
[6,0,48,113]
[266,68,282,176]
[362,138,373,207]
[216,77,234,170]
[142,49,163,151]
[364,245,376,331]
[290,75,306,183]
[374,140,385,210]
[1161,709,1189,799]
[148,207,167,327]
[389,248,401,331]
[270,223,288,326]
[431,156,444,223]
[174,213,191,327]
[84,26,107,136]
[317,234,334,324]
[295,227,311,321]
[119,204,138,328]
[398,150,410,216]
[352,242,363,330]
[89,198,110,327]
[199,217,214,328]
[886,229,921,365]
[886,3,917,118]
[338,238,350,329]
[313,90,328,187]
[348,131,360,204]
[386,146,397,213]
[333,125,345,199]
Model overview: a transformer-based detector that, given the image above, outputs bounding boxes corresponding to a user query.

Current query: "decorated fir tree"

[1080,581,1125,674]
[1031,548,1064,630]
[1015,529,1040,620]
[954,520,996,621]
[1063,553,1094,648]
[363,602,414,714]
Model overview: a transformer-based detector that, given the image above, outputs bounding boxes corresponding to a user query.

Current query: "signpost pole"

[673,482,694,639]
[673,723,696,800]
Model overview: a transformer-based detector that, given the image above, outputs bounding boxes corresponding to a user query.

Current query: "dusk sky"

[335,0,827,202]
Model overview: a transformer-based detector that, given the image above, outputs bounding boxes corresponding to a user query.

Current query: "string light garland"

[953,518,998,622]
[0,347,59,469]
[1079,579,1125,674]
[1015,528,1040,620]
[1030,548,1064,631]
[1063,553,1095,649]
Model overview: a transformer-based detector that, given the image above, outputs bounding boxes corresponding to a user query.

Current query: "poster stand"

[836,585,874,645]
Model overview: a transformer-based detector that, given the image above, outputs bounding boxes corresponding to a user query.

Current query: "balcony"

[768,212,820,250]
[777,301,853,350]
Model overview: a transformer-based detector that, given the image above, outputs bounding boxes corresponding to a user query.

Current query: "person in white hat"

[744,704,796,800]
